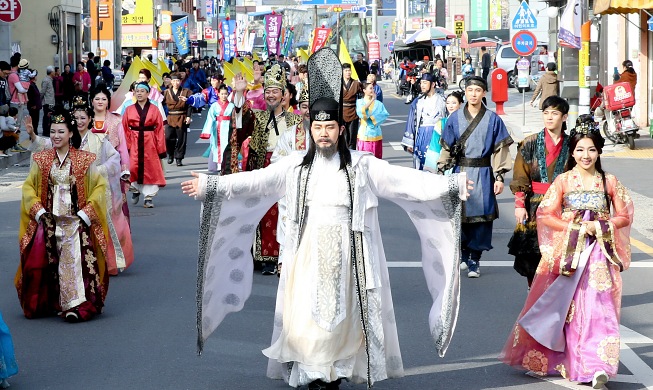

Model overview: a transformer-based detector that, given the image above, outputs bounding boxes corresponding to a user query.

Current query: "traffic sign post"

[516,57,530,123]
[511,30,537,57]
[511,0,537,30]
[350,5,367,13]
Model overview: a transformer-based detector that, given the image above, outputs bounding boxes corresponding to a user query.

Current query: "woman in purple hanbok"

[499,116,634,389]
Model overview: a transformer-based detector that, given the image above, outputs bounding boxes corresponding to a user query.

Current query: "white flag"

[558,0,581,48]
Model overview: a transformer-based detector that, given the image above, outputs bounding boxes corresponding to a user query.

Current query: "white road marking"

[388,141,404,151]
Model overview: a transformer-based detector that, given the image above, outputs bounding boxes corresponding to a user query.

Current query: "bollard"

[491,69,509,115]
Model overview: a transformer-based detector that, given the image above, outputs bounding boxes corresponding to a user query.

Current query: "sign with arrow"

[511,0,537,30]
[350,5,367,13]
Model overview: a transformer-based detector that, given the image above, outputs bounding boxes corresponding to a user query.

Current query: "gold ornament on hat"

[264,64,286,91]
[298,84,309,103]
[72,95,88,109]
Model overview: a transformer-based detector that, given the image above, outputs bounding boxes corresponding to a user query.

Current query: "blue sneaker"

[467,260,480,278]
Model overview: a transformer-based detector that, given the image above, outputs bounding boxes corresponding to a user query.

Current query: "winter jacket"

[530,71,559,109]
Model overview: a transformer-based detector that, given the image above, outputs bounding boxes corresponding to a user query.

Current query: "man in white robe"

[183,91,470,389]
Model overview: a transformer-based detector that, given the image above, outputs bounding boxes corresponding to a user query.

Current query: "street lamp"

[334,6,342,55]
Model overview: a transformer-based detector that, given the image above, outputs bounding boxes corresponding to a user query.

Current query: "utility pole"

[371,0,377,36]
[334,6,342,56]
[96,0,100,56]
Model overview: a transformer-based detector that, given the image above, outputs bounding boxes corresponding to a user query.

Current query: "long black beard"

[316,143,337,158]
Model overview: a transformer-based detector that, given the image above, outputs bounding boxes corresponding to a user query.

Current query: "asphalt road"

[0,85,651,390]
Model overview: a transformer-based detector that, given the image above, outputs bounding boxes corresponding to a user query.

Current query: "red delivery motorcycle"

[601,82,639,150]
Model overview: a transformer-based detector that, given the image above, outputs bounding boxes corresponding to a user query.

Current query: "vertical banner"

[489,0,501,30]
[559,0,581,48]
[221,19,237,61]
[207,0,215,18]
[470,0,488,30]
[264,14,283,57]
[91,0,114,40]
[171,17,190,55]
[310,28,331,53]
[159,11,172,41]
[282,28,294,56]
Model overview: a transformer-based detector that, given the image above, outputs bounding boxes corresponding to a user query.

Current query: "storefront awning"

[594,0,653,14]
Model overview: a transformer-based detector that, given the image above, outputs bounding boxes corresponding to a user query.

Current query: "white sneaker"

[592,370,608,389]
[459,261,468,271]
[467,269,480,278]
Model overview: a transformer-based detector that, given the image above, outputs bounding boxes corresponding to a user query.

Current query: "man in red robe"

[122,82,166,208]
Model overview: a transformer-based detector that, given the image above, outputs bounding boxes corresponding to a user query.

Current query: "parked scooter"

[600,82,639,150]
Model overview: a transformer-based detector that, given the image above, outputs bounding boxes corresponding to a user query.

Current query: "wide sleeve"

[270,130,294,164]
[97,138,123,211]
[121,111,132,153]
[28,135,52,153]
[366,101,389,127]
[115,121,130,175]
[21,162,45,222]
[509,142,532,194]
[194,155,294,354]
[601,175,634,270]
[201,103,218,139]
[536,176,577,275]
[154,111,167,158]
[80,165,108,228]
[364,155,465,356]
[492,116,513,174]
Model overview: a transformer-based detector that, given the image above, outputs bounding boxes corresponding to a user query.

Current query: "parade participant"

[25,95,134,275]
[90,87,132,225]
[181,47,470,390]
[294,64,307,98]
[122,82,166,208]
[185,60,207,94]
[281,83,299,115]
[500,115,634,390]
[0,310,18,388]
[424,90,463,171]
[244,64,266,110]
[356,82,389,158]
[341,63,363,149]
[366,73,383,102]
[508,96,570,287]
[223,65,303,275]
[402,73,447,170]
[200,84,234,173]
[272,84,309,160]
[16,107,110,322]
[114,69,166,119]
[437,76,513,278]
[163,73,192,166]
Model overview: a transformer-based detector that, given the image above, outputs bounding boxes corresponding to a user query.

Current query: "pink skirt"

[356,140,383,159]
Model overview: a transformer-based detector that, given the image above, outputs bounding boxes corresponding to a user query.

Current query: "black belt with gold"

[458,156,491,167]
[168,110,187,115]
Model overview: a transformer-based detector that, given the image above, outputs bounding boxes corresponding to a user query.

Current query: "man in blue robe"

[438,76,513,278]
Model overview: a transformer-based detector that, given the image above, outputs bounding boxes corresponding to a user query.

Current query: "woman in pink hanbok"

[499,115,634,389]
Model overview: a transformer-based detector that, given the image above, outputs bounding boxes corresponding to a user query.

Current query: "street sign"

[204,26,215,40]
[0,0,22,23]
[351,5,367,13]
[454,15,465,38]
[516,58,530,70]
[511,0,537,30]
[511,30,537,56]
[387,41,394,52]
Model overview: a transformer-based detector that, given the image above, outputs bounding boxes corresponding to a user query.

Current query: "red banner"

[311,28,331,54]
[367,33,381,61]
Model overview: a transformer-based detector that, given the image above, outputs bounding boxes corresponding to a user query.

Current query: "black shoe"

[131,192,140,205]
[176,159,183,166]
[167,156,174,164]
[261,263,277,275]
[143,199,154,208]
[64,311,80,323]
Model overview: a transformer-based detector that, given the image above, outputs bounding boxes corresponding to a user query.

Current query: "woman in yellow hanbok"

[16,107,110,322]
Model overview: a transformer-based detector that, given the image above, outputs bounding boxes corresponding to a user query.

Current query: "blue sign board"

[387,41,394,51]
[511,30,537,56]
[351,5,367,13]
[511,0,537,30]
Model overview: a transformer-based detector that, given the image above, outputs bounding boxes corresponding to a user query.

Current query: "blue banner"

[172,17,190,55]
[221,20,237,61]
[282,29,294,56]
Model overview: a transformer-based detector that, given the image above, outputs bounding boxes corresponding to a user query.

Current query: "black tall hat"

[308,48,343,124]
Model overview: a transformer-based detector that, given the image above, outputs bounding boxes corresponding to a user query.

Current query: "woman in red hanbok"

[122,82,166,208]
[500,116,634,389]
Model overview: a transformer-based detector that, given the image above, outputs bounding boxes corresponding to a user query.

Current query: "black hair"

[622,60,635,74]
[0,61,10,71]
[566,115,610,210]
[88,52,95,58]
[217,84,229,93]
[162,72,170,79]
[446,90,464,105]
[541,96,569,114]
[9,53,20,68]
[90,85,112,109]
[103,60,111,67]
[71,104,94,130]
[286,83,298,107]
[77,61,85,68]
[51,106,82,149]
[8,106,18,116]
[546,62,557,72]
[300,125,351,171]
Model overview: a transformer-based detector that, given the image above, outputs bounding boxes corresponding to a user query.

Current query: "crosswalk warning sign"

[511,0,537,30]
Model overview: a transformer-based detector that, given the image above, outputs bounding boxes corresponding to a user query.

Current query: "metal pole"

[522,88,526,126]
[371,0,377,36]
[336,11,340,56]
[96,0,100,55]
